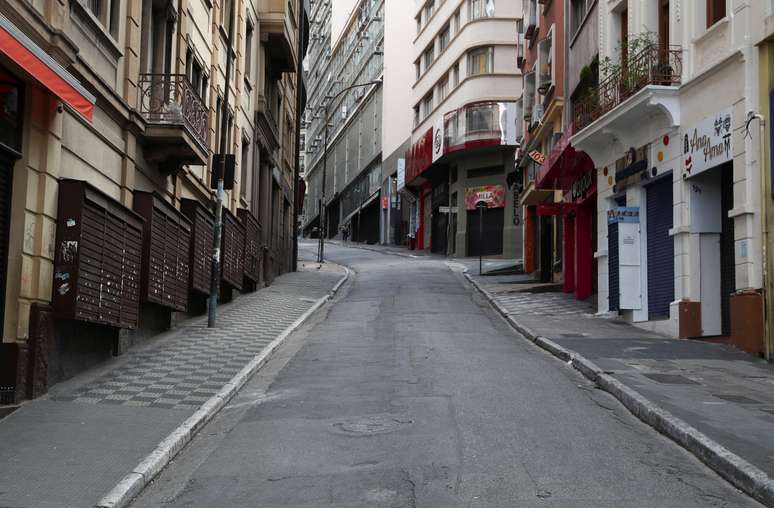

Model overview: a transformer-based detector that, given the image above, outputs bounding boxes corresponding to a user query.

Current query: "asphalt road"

[132,242,760,507]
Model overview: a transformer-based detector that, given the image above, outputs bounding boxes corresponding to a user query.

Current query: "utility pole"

[208,0,235,328]
[292,0,305,272]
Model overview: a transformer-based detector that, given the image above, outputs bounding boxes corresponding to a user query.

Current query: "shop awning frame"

[0,14,95,121]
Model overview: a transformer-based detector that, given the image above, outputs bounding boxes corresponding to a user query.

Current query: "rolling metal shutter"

[720,163,735,335]
[52,180,143,329]
[180,199,215,295]
[221,208,245,290]
[646,176,674,320]
[133,192,192,312]
[608,221,619,312]
[0,149,14,337]
[238,208,262,286]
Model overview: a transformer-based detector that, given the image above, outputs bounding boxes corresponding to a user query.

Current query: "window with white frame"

[452,62,460,86]
[438,74,449,101]
[439,23,451,52]
[524,71,535,118]
[421,93,433,120]
[468,46,494,75]
[423,43,435,71]
[86,0,120,38]
[470,0,495,20]
[537,27,554,94]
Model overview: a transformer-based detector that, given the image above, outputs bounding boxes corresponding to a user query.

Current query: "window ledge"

[692,16,729,46]
[569,0,598,49]
[69,1,123,60]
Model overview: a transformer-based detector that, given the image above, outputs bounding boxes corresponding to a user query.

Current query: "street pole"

[291,0,305,272]
[477,201,486,275]
[208,0,235,328]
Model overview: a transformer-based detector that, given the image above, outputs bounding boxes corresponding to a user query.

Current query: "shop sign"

[438,206,458,214]
[512,185,521,226]
[433,116,445,162]
[607,207,640,224]
[382,196,388,209]
[613,145,649,192]
[683,107,733,178]
[464,185,506,210]
[570,171,595,201]
[528,150,546,165]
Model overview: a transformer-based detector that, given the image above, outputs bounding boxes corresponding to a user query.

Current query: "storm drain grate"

[713,394,761,405]
[643,373,699,385]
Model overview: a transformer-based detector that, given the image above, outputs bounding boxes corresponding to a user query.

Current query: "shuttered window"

[221,208,245,290]
[181,199,215,295]
[133,193,192,311]
[238,208,262,285]
[53,180,143,329]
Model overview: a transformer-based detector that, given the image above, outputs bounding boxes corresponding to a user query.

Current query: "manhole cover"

[332,415,413,436]
[713,394,761,404]
[643,373,699,385]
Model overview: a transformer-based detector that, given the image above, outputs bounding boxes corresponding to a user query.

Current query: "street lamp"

[317,77,382,263]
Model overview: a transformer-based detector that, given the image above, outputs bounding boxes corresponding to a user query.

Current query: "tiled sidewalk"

[0,260,345,508]
[467,267,774,503]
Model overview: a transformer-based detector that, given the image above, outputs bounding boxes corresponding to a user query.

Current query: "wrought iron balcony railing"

[572,44,682,133]
[138,74,209,150]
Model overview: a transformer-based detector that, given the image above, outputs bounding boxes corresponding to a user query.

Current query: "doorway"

[467,208,504,257]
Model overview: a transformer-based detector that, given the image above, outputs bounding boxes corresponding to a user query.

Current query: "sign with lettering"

[607,207,640,224]
[465,185,506,210]
[433,116,445,162]
[570,171,595,202]
[528,150,546,165]
[683,108,733,178]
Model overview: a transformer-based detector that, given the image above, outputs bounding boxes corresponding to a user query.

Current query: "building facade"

[405,0,522,258]
[301,0,384,244]
[564,0,766,354]
[0,0,305,402]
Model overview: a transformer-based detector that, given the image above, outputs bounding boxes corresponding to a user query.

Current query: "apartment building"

[301,0,384,244]
[0,0,305,402]
[565,0,765,355]
[518,0,567,285]
[405,0,522,258]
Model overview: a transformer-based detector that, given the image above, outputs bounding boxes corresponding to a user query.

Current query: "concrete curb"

[326,240,419,259]
[95,266,351,508]
[462,270,774,508]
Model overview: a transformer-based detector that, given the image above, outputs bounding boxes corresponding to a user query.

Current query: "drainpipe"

[749,111,772,359]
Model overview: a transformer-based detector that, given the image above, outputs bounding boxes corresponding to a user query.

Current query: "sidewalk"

[0,260,346,508]
[465,267,774,506]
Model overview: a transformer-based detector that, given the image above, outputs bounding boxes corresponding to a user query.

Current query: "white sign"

[438,206,458,214]
[683,107,733,178]
[396,158,406,191]
[618,220,642,310]
[432,115,445,162]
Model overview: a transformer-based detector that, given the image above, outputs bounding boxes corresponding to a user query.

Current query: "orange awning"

[0,14,95,121]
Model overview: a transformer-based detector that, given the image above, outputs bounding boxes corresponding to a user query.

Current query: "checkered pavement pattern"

[51,269,342,410]
[488,291,595,317]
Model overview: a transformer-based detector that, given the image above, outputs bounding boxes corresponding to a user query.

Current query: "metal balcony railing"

[138,74,209,150]
[572,44,682,133]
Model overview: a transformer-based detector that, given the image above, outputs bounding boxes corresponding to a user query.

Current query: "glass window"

[421,93,433,119]
[439,24,451,52]
[452,62,460,86]
[466,103,495,133]
[245,21,254,79]
[468,46,494,75]
[438,75,449,101]
[423,44,435,70]
[707,0,726,28]
[0,67,23,152]
[470,0,495,20]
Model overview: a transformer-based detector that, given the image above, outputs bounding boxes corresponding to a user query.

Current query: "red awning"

[0,14,95,121]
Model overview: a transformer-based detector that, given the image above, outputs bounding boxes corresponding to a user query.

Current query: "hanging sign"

[683,107,733,178]
[570,171,595,201]
[432,116,445,162]
[396,158,406,191]
[528,149,546,165]
[465,185,506,210]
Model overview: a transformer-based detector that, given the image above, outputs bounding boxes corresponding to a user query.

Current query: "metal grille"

[221,208,245,290]
[53,180,143,329]
[134,193,192,311]
[238,208,262,284]
[181,199,215,295]
[646,177,674,320]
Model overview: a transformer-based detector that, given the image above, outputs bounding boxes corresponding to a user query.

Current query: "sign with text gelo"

[465,185,506,210]
[683,107,733,178]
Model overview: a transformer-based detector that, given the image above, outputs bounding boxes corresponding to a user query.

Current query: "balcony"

[571,44,682,162]
[138,74,209,170]
[259,0,296,73]
[255,93,280,154]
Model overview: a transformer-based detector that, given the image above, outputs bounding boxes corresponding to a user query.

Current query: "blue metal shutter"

[608,221,619,312]
[646,177,674,319]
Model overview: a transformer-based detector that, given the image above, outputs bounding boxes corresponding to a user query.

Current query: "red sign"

[382,196,388,209]
[464,185,506,210]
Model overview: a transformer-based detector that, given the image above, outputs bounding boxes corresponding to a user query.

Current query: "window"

[470,0,495,20]
[707,0,726,28]
[453,9,461,34]
[87,0,120,37]
[468,46,494,75]
[416,14,422,34]
[415,60,421,80]
[421,93,433,120]
[438,75,449,101]
[423,43,435,71]
[452,62,460,86]
[439,24,451,52]
[245,20,254,79]
[570,0,593,37]
[186,48,207,100]
[424,0,435,22]
[222,0,233,28]
[414,105,420,127]
[466,103,495,133]
[240,134,250,199]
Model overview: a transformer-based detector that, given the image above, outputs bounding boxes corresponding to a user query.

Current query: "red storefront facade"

[535,128,596,300]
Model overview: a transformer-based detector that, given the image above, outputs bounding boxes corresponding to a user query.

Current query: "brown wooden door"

[659,1,669,47]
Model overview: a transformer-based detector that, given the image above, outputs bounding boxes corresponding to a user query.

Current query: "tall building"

[301,0,385,244]
[405,0,522,258]
[0,0,306,402]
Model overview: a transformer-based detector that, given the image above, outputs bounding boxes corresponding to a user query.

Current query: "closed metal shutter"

[646,176,674,320]
[0,149,14,336]
[608,221,619,312]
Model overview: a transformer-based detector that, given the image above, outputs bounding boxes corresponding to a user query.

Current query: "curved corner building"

[404,0,522,257]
